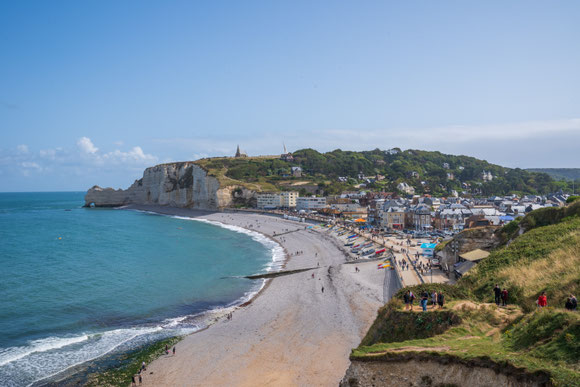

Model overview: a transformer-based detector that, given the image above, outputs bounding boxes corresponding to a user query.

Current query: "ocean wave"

[0,335,90,367]
[0,326,169,387]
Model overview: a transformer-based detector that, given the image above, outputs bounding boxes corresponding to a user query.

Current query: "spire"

[235,145,241,157]
[283,142,287,154]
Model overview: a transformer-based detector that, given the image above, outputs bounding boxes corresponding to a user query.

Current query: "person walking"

[437,292,445,309]
[131,375,137,386]
[565,294,577,311]
[537,292,548,309]
[138,374,142,385]
[321,286,324,293]
[409,291,415,311]
[493,284,501,306]
[501,288,509,307]
[431,291,437,309]
[420,291,429,312]
[403,291,411,311]
[172,346,176,355]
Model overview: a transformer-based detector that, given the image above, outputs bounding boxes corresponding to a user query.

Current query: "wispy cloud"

[0,139,158,181]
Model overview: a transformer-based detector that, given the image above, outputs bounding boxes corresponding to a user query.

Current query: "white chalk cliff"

[85,162,253,210]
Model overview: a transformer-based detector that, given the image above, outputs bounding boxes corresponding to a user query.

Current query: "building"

[280,191,298,208]
[291,166,302,177]
[413,204,432,230]
[397,182,415,195]
[280,143,294,162]
[381,206,406,230]
[454,249,490,278]
[257,191,298,209]
[257,193,282,209]
[297,196,327,212]
[235,145,247,158]
[482,171,493,182]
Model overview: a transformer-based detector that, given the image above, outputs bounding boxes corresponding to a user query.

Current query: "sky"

[1,1,579,191]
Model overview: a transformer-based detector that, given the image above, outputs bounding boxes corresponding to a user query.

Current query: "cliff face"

[84,162,254,210]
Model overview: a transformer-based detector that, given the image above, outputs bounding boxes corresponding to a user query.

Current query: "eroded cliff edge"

[84,162,255,210]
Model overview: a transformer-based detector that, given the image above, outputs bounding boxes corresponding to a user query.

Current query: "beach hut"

[453,249,491,279]
[420,242,437,257]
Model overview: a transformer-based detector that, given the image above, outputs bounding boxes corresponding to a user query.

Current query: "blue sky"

[1,1,579,191]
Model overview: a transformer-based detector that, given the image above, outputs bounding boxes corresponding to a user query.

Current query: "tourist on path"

[172,346,176,355]
[131,375,136,386]
[138,374,142,385]
[501,288,509,307]
[537,292,548,308]
[403,291,411,310]
[565,294,577,311]
[493,284,501,305]
[431,291,437,308]
[437,292,445,309]
[409,291,415,310]
[421,291,429,312]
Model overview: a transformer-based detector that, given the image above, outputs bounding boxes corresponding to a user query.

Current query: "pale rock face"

[84,162,253,210]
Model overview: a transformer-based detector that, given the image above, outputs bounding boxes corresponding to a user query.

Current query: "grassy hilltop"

[351,201,580,386]
[194,149,571,196]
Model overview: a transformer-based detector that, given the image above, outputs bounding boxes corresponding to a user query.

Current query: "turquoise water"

[0,192,280,386]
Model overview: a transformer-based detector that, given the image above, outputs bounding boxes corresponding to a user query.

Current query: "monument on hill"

[235,145,248,158]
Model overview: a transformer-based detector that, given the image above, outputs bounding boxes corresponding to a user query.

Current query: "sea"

[0,192,283,387]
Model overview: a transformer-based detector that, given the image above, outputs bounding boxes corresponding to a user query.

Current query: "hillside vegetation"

[351,202,580,386]
[194,148,569,196]
[527,168,580,182]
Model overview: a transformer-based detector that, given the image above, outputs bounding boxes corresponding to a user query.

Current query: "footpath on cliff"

[128,206,397,387]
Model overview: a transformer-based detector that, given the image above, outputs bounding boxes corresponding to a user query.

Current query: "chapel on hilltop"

[235,145,248,158]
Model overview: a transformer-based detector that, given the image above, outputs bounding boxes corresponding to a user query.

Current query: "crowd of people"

[402,290,445,311]
[493,284,577,311]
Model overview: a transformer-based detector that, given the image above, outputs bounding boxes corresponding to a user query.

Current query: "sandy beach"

[127,205,398,387]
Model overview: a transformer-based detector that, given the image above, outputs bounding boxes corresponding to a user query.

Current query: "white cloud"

[17,144,29,154]
[77,137,99,154]
[101,146,157,164]
[21,161,40,169]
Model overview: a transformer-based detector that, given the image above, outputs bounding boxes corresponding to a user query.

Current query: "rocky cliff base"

[341,355,552,387]
[84,162,256,210]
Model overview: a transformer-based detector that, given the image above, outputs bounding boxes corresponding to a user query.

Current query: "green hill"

[527,168,580,182]
[349,201,580,386]
[195,148,568,196]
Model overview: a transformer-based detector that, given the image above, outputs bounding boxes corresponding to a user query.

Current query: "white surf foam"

[0,326,169,387]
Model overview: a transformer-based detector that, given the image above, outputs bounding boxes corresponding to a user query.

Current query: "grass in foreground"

[352,300,580,386]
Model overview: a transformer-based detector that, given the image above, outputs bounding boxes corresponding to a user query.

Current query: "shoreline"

[125,205,396,387]
[36,205,288,387]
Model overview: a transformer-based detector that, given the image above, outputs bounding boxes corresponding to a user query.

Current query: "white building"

[280,191,298,208]
[296,196,327,211]
[257,191,298,209]
[257,193,282,209]
[397,182,415,195]
[482,171,494,182]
